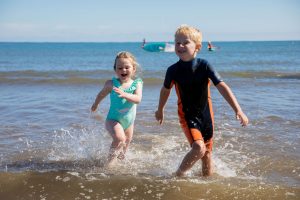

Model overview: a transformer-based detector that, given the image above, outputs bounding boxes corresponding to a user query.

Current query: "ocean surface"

[0,41,299,199]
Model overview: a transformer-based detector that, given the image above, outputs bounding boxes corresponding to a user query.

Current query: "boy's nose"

[177,43,185,48]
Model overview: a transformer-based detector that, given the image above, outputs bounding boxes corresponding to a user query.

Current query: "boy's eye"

[176,41,189,46]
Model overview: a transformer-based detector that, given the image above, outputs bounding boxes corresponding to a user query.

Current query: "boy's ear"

[196,43,202,51]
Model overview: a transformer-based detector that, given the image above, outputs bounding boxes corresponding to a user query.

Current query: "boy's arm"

[113,82,143,104]
[216,82,249,127]
[91,80,112,112]
[155,86,171,124]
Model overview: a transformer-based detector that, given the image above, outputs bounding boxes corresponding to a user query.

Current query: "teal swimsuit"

[107,77,143,130]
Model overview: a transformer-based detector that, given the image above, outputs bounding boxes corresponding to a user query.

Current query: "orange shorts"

[183,127,213,151]
[178,109,214,152]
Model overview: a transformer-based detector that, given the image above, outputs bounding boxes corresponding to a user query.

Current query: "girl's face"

[175,33,201,61]
[115,58,136,82]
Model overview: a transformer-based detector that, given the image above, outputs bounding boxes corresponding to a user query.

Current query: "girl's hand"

[113,87,127,98]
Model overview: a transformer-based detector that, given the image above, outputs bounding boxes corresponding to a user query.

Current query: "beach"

[0,41,299,199]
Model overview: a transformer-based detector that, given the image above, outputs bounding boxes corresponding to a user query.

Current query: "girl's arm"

[216,82,249,127]
[91,80,112,112]
[113,81,143,104]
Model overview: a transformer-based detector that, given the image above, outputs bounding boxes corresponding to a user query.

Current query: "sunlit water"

[0,42,299,199]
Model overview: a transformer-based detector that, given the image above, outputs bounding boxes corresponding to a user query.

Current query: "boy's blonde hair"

[113,51,139,71]
[175,25,202,46]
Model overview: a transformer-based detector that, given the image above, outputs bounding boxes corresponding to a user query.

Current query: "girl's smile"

[115,58,136,82]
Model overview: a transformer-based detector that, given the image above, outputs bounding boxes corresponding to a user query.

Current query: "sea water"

[0,41,299,199]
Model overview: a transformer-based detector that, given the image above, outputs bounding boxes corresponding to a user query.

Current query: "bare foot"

[117,152,125,160]
[104,157,117,169]
[175,169,185,177]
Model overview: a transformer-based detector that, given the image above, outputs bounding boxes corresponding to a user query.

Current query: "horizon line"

[0,39,299,43]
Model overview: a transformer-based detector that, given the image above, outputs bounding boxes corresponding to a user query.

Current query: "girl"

[91,51,143,167]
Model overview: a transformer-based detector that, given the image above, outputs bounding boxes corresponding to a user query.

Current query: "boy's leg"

[105,120,126,166]
[201,151,213,176]
[176,139,206,176]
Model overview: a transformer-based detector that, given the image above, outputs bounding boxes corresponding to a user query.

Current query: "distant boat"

[207,41,218,52]
[141,39,174,52]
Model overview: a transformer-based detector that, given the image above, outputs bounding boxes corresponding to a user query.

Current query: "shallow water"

[0,41,300,199]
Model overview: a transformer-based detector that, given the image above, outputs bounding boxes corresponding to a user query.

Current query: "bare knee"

[202,151,212,161]
[110,129,126,148]
[191,140,206,158]
[112,135,126,146]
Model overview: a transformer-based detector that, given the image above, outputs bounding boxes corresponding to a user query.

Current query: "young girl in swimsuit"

[91,51,143,167]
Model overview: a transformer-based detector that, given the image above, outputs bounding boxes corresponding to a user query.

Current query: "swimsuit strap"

[112,77,121,88]
[112,77,143,93]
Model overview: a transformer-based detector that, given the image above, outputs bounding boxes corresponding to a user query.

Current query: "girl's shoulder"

[104,79,113,89]
[123,77,143,92]
[133,77,143,87]
[110,77,121,87]
[134,77,143,83]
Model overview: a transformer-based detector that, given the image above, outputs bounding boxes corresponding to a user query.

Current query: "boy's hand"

[236,111,249,127]
[155,110,164,125]
[91,103,98,112]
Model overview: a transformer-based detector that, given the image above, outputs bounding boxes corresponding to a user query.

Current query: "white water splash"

[48,126,110,162]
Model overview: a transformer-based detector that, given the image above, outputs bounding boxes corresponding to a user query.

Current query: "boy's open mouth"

[121,73,127,77]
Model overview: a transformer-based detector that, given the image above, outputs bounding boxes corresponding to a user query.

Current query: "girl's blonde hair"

[175,24,202,46]
[113,51,139,71]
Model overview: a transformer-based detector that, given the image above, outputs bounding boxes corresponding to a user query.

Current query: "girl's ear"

[133,65,137,75]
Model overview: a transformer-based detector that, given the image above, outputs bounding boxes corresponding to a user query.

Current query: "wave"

[1,159,104,173]
[1,70,300,85]
[220,71,300,79]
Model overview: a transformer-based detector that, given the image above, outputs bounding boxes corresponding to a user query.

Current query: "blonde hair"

[175,24,202,46]
[113,51,139,71]
[113,51,141,78]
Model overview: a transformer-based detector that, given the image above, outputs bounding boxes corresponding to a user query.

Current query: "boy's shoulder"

[197,58,210,66]
[167,58,210,69]
[168,60,180,69]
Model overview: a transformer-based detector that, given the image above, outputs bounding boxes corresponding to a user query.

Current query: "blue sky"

[0,0,299,42]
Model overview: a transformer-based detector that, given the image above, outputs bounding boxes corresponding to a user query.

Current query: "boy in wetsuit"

[155,25,248,176]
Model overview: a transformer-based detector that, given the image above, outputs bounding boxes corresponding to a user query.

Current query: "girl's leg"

[105,120,126,167]
[118,124,134,160]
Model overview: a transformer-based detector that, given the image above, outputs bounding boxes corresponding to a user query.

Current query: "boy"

[155,25,248,176]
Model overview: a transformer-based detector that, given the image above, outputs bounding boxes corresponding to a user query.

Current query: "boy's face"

[175,33,201,61]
